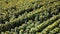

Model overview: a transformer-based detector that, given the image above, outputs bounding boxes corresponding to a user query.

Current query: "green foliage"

[0,0,60,34]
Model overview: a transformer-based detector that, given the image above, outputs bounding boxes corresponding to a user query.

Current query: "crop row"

[0,0,59,24]
[0,12,60,34]
[0,1,60,32]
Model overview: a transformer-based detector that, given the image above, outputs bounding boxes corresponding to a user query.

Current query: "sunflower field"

[0,0,60,34]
